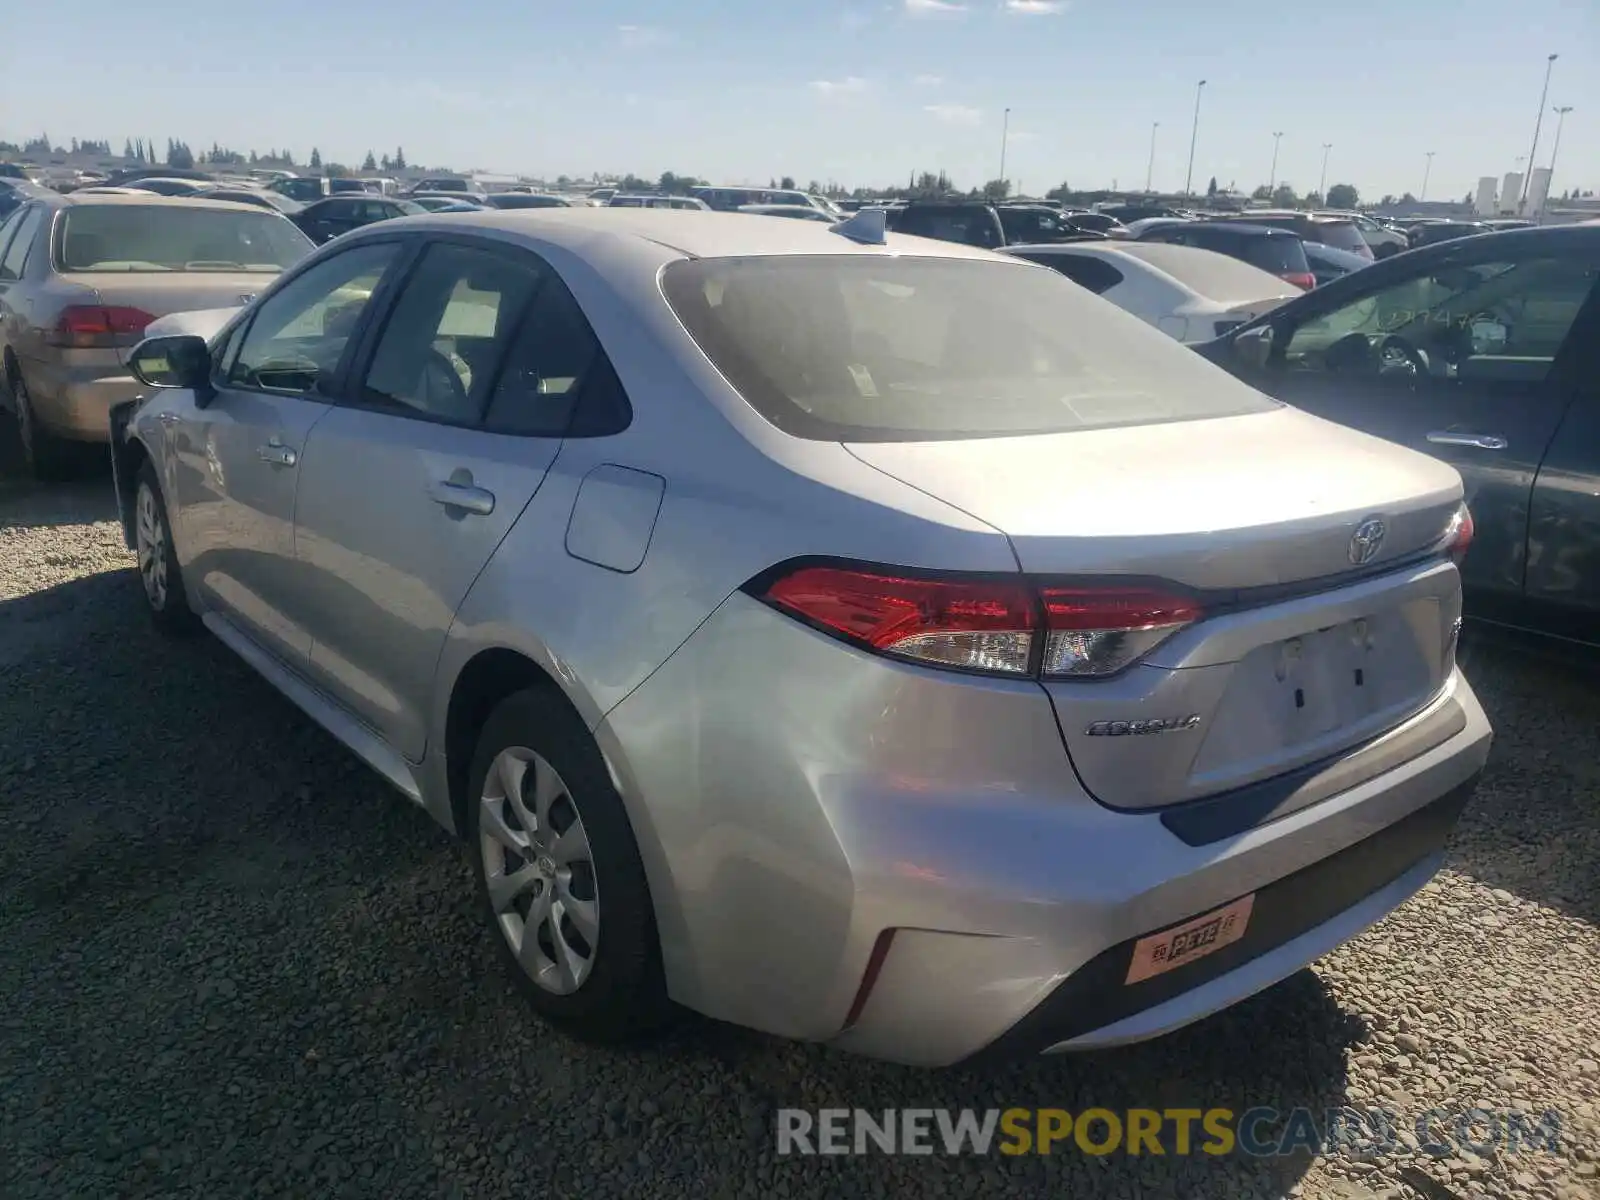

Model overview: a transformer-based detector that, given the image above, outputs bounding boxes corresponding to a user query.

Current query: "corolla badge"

[1349,515,1387,565]
[1085,715,1202,737]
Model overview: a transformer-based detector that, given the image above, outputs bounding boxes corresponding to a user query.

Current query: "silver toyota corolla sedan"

[109,208,1490,1067]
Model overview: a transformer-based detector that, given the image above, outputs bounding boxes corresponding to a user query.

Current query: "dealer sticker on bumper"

[1125,893,1256,985]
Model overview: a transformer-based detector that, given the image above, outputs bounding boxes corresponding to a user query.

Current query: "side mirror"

[1232,324,1275,372]
[129,334,214,403]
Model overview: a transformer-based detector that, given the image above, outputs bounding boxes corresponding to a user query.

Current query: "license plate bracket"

[1125,893,1255,985]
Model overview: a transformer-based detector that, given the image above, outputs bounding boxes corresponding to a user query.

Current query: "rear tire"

[467,687,675,1043]
[9,368,75,482]
[134,462,199,635]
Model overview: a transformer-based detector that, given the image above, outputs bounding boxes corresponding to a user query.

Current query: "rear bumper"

[600,594,1493,1067]
[27,357,143,442]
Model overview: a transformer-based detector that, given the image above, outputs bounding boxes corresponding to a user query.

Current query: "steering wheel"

[420,348,470,416]
[1376,334,1429,378]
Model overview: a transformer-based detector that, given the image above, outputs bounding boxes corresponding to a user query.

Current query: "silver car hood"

[844,406,1464,589]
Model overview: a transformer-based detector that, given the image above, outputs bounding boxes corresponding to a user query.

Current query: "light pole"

[1146,121,1159,193]
[1184,80,1206,197]
[1319,143,1332,199]
[1421,151,1434,201]
[998,107,1010,191]
[1547,105,1573,204]
[1267,131,1284,194]
[1518,53,1558,211]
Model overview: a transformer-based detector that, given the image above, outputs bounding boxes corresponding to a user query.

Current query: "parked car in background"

[408,176,485,196]
[1007,240,1300,342]
[124,177,211,197]
[192,187,304,215]
[1133,221,1317,291]
[110,206,1489,1066]
[885,201,1006,249]
[0,193,313,477]
[328,178,380,196]
[806,194,844,218]
[1221,211,1373,261]
[691,185,827,213]
[607,195,709,210]
[408,191,488,208]
[1406,221,1493,249]
[1482,219,1536,232]
[1096,202,1186,224]
[485,193,575,210]
[290,195,426,244]
[0,180,52,218]
[1122,216,1194,239]
[1199,223,1600,647]
[1303,240,1376,287]
[1061,211,1127,236]
[272,177,331,203]
[1314,210,1408,259]
[105,166,214,187]
[996,204,1099,244]
[0,164,36,182]
[411,196,489,213]
[738,204,834,222]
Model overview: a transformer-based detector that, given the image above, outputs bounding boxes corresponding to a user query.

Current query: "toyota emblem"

[1349,516,1387,565]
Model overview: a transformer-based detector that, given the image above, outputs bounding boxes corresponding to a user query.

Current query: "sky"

[2,0,1595,201]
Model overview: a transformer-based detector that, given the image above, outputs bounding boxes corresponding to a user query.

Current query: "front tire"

[134,462,198,635]
[468,688,674,1043]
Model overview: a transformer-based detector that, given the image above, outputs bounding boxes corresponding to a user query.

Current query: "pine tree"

[362,150,377,171]
[309,147,322,170]
[394,146,406,170]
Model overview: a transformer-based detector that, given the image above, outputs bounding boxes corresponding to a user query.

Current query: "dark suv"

[1216,211,1373,261]
[1132,221,1317,290]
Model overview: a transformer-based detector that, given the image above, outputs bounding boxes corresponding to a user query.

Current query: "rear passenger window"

[1030,255,1125,295]
[0,206,43,280]
[482,274,631,437]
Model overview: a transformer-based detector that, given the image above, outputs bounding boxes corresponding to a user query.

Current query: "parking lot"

[1,446,1597,1200]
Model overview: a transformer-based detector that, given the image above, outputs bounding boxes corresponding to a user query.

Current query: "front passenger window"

[228,242,400,394]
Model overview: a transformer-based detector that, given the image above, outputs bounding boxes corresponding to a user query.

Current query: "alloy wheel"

[134,482,169,610]
[479,747,600,995]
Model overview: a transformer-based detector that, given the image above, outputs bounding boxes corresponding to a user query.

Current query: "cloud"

[1003,0,1066,11]
[924,103,982,126]
[912,73,944,85]
[810,77,870,99]
[617,24,670,48]
[904,0,967,15]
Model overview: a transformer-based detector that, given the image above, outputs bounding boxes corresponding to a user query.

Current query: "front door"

[290,235,608,759]
[1225,243,1600,601]
[172,239,404,665]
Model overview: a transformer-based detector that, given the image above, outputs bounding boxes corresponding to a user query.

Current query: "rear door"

[289,233,614,759]
[1227,241,1600,601]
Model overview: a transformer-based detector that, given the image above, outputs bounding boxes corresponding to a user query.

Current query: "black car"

[885,202,1006,249]
[290,195,427,244]
[1215,211,1374,262]
[1134,221,1316,290]
[272,177,330,203]
[1407,221,1492,249]
[1197,224,1600,647]
[1302,240,1375,287]
[996,204,1098,244]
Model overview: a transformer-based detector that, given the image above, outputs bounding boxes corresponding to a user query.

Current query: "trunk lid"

[846,406,1466,810]
[64,271,272,324]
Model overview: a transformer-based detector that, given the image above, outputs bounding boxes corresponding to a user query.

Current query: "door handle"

[257,440,298,467]
[1426,431,1507,451]
[428,480,496,516]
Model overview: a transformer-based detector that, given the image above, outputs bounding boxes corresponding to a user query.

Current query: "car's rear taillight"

[1281,271,1317,290]
[48,305,155,349]
[1444,504,1474,566]
[756,565,1200,679]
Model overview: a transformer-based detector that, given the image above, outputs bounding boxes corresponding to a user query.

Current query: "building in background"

[1474,176,1500,217]
[1499,173,1523,215]
[1525,167,1553,217]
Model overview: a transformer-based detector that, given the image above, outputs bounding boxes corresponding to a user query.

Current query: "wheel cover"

[479,747,600,995]
[134,482,169,610]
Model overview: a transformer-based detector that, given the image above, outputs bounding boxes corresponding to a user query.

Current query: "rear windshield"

[57,205,312,272]
[661,256,1277,441]
[1313,220,1368,254]
[1238,233,1310,275]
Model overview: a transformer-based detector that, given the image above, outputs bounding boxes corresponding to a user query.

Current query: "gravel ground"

[1,446,1597,1200]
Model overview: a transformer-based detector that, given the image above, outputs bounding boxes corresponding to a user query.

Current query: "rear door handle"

[257,440,298,467]
[1426,431,1507,450]
[428,480,496,516]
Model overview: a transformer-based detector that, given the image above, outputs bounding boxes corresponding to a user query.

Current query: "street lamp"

[998,107,1010,191]
[1319,143,1332,199]
[1421,151,1435,201]
[1146,121,1159,193]
[1518,53,1558,211]
[1184,80,1206,197]
[1548,106,1574,205]
[1267,131,1284,194]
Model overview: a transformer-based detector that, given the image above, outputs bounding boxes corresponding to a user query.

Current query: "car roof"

[355,207,1012,262]
[1170,221,1298,238]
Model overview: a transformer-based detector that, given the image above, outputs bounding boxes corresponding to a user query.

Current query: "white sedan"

[1005,240,1302,343]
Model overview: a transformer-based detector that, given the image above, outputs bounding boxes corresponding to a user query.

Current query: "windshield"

[56,205,314,272]
[1315,221,1368,254]
[662,255,1277,441]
